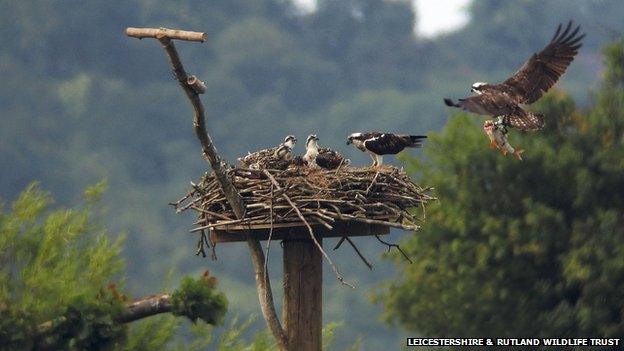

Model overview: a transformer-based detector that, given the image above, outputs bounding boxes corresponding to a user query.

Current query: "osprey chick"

[346,132,426,166]
[239,135,296,169]
[304,135,349,170]
[444,21,584,132]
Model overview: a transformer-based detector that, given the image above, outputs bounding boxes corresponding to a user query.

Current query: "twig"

[191,206,233,221]
[333,237,346,250]
[263,170,355,289]
[264,185,274,287]
[195,231,207,257]
[190,216,262,232]
[209,232,217,260]
[375,235,413,264]
[345,237,373,270]
[366,172,380,194]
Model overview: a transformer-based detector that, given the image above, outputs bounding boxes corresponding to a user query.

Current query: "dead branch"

[153,34,245,218]
[125,27,207,42]
[39,293,173,334]
[127,28,287,351]
[187,75,207,94]
[375,235,413,264]
[247,236,288,350]
[345,237,373,270]
[117,293,173,323]
[264,185,274,286]
[333,237,346,250]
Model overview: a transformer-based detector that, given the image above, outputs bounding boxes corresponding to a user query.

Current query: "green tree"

[0,182,229,350]
[379,42,624,338]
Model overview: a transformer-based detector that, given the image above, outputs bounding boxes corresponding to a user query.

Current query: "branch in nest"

[263,170,355,289]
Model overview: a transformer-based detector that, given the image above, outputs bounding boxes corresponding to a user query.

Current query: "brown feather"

[502,21,585,104]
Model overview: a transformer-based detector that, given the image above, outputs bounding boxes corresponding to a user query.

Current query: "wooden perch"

[126,27,287,351]
[126,27,207,42]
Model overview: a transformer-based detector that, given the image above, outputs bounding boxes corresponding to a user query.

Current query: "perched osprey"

[303,135,348,170]
[346,132,427,166]
[444,21,584,132]
[239,135,296,169]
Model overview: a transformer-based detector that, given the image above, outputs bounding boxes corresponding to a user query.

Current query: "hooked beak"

[346,140,351,145]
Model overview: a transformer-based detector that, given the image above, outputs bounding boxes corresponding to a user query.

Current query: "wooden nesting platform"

[211,220,390,243]
[173,165,433,245]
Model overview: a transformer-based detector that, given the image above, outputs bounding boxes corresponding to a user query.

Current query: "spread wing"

[502,21,584,104]
[364,134,409,155]
[503,110,545,132]
[445,95,517,117]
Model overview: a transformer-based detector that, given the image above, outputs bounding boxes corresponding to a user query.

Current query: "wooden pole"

[283,239,323,351]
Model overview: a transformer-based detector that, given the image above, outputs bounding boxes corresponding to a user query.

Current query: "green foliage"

[379,42,624,338]
[322,321,342,349]
[123,315,179,351]
[0,183,127,350]
[0,184,231,350]
[40,295,126,351]
[171,272,228,325]
[216,315,268,351]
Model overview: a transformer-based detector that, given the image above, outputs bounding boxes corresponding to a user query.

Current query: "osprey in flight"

[444,21,584,132]
[303,135,348,170]
[346,132,427,166]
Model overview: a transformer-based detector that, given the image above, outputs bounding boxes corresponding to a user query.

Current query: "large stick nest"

[173,165,435,234]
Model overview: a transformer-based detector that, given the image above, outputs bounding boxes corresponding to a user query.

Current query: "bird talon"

[489,140,497,149]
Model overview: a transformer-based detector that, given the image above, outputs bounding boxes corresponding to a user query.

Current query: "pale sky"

[293,0,470,37]
[414,0,470,37]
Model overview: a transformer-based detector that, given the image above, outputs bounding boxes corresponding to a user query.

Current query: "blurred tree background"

[1,0,623,349]
[381,42,624,339]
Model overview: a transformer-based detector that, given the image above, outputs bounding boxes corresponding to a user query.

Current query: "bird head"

[306,134,319,148]
[283,135,297,148]
[346,133,362,145]
[471,82,488,94]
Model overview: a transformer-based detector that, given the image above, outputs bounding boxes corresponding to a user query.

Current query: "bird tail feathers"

[406,135,427,148]
[444,98,460,108]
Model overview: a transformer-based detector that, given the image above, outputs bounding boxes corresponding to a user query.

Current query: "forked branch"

[126,27,287,351]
